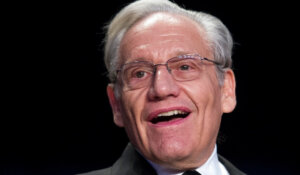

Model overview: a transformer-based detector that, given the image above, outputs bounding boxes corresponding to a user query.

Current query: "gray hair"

[103,0,233,84]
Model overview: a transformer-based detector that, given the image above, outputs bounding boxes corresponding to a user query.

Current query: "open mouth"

[150,110,190,124]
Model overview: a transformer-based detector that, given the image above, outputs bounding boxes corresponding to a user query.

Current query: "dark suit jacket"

[78,143,246,175]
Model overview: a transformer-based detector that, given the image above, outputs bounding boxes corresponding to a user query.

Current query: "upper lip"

[147,107,191,122]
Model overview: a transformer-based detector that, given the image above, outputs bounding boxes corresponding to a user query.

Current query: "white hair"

[103,0,233,84]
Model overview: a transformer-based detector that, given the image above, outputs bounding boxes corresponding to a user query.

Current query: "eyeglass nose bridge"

[152,63,172,76]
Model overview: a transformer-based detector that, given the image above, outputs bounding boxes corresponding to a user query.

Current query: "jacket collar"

[111,143,246,175]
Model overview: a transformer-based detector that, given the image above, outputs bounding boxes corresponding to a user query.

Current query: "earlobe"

[107,84,124,127]
[221,69,237,113]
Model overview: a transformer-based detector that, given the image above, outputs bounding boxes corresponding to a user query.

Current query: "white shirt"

[147,145,229,175]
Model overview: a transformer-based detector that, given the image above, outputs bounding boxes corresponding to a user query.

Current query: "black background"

[2,0,299,175]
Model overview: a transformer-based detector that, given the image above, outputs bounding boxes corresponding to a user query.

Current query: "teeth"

[157,110,187,117]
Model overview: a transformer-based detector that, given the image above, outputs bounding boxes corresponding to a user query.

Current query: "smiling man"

[80,0,245,174]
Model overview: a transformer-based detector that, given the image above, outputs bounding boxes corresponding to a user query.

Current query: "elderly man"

[80,0,245,174]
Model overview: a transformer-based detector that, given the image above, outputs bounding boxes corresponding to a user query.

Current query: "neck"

[145,145,218,174]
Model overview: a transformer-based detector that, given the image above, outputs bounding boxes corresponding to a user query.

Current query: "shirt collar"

[146,145,229,175]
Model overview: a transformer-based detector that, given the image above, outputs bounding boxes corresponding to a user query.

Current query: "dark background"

[2,0,299,175]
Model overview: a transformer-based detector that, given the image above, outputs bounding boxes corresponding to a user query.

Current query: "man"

[80,0,245,174]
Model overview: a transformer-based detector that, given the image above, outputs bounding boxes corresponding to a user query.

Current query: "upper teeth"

[157,110,187,117]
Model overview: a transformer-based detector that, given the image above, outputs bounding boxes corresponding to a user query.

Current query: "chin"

[151,143,193,165]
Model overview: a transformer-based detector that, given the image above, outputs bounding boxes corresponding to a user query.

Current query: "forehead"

[120,12,212,62]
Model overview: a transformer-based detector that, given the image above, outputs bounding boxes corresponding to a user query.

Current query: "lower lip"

[148,114,191,127]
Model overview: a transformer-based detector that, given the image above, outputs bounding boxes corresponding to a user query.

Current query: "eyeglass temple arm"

[203,58,222,66]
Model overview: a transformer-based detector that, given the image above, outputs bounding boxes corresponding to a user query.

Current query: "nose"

[147,65,180,100]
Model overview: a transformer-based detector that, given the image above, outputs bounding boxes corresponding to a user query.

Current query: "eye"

[135,71,147,78]
[179,65,190,71]
[171,59,198,72]
[129,68,152,80]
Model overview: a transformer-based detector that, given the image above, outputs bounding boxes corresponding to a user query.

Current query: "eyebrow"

[124,57,149,64]
[174,51,191,56]
[124,51,193,64]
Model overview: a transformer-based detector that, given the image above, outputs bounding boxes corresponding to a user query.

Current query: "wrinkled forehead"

[119,12,212,63]
[132,12,203,32]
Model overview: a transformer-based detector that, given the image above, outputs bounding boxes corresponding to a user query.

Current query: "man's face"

[107,13,236,170]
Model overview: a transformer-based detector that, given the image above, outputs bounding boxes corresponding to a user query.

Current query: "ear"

[107,84,124,127]
[221,69,237,113]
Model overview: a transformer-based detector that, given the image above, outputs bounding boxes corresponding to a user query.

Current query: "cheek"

[120,89,150,148]
[120,89,148,125]
[185,78,223,135]
[182,73,222,115]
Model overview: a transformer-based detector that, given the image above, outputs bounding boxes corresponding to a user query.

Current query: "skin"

[107,12,236,172]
